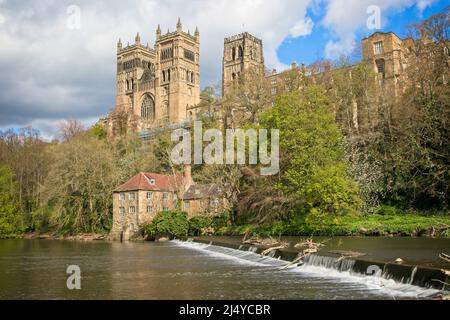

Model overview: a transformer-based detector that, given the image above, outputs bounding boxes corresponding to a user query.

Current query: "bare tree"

[58,119,86,142]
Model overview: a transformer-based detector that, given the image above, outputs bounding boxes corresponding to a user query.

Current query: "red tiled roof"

[114,172,182,192]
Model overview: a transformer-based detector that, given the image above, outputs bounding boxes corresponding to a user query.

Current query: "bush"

[143,210,189,239]
[211,214,230,230]
[188,216,210,236]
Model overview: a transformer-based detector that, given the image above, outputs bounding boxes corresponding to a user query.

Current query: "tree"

[58,119,86,142]
[223,67,273,126]
[0,165,22,238]
[260,87,361,217]
[39,135,119,233]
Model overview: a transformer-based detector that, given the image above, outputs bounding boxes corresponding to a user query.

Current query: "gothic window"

[184,49,195,62]
[232,47,236,61]
[238,45,243,59]
[141,95,155,121]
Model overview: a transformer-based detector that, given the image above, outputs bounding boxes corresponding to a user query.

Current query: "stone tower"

[222,32,264,96]
[361,31,412,98]
[112,19,200,137]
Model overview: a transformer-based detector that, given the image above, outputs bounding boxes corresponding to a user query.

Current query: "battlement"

[224,32,262,44]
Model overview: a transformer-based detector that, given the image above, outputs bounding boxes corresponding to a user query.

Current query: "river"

[0,238,448,300]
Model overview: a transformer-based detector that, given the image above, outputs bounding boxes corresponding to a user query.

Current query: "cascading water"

[174,240,444,299]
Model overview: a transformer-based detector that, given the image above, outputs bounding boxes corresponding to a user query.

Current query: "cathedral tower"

[113,19,200,136]
[222,32,264,96]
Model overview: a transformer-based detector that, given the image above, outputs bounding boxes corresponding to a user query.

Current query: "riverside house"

[110,172,184,241]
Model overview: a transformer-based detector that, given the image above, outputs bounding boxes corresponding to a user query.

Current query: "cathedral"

[101,19,200,140]
[101,19,413,140]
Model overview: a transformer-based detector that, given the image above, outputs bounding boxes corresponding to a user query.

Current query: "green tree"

[144,210,189,238]
[0,165,22,238]
[39,136,119,233]
[260,87,361,217]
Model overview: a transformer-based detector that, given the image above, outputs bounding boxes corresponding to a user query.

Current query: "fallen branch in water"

[261,244,288,256]
[294,238,329,251]
[332,251,366,262]
[243,235,287,248]
[280,252,310,270]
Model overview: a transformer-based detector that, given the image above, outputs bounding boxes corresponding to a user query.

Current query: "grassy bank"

[220,213,450,238]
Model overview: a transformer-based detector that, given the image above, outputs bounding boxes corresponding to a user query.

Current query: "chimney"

[291,61,297,70]
[184,164,194,190]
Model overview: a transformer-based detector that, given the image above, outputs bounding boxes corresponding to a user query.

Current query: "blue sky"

[277,0,448,67]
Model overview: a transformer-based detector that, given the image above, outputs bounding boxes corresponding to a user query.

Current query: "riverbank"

[220,213,450,238]
[21,232,107,241]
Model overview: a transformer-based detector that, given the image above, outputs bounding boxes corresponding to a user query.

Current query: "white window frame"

[119,207,125,215]
[128,192,136,200]
[129,206,136,214]
[119,193,125,201]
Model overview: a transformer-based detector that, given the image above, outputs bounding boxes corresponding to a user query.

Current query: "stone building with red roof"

[110,167,193,241]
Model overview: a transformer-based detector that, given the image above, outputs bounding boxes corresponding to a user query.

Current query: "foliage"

[188,216,210,236]
[39,135,119,233]
[260,87,361,218]
[144,210,189,238]
[89,124,107,140]
[0,165,22,238]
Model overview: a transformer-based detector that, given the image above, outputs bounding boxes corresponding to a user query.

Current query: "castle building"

[102,19,201,140]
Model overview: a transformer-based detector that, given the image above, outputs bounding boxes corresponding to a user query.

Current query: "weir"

[175,238,449,298]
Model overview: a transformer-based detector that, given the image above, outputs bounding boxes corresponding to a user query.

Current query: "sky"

[0,0,447,139]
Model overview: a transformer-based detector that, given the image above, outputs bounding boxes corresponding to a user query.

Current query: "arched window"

[141,95,155,121]
[168,69,171,82]
[162,71,166,82]
[232,47,236,61]
[238,45,243,59]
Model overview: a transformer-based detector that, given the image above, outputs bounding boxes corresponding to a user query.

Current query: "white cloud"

[290,17,314,37]
[417,0,436,12]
